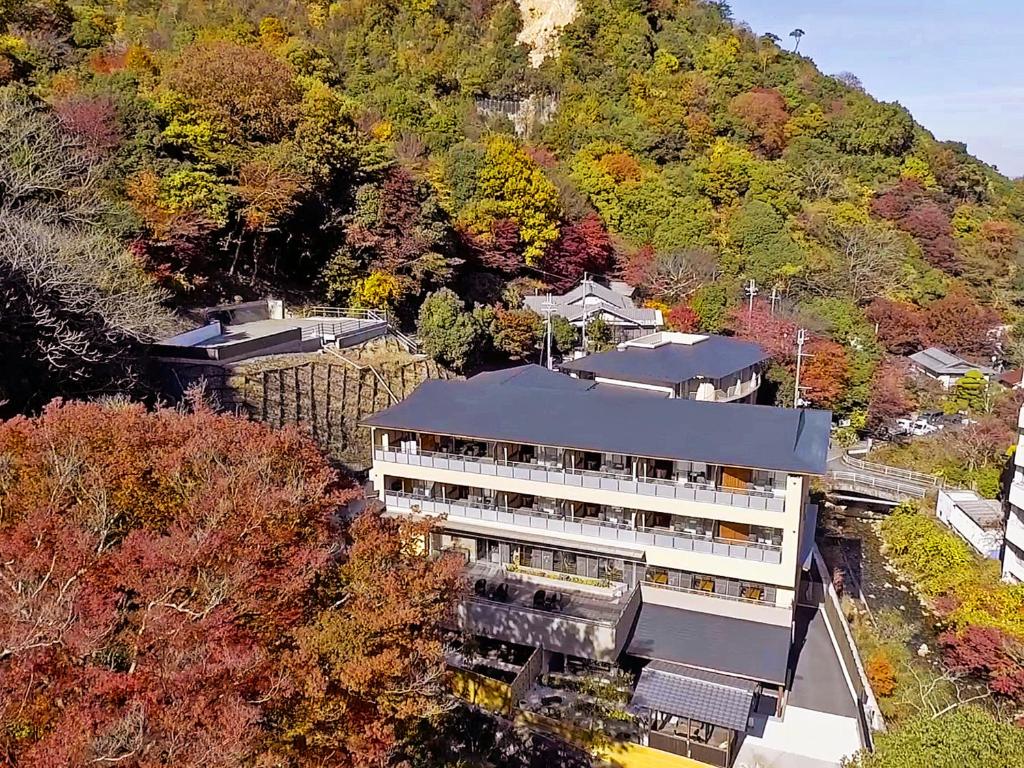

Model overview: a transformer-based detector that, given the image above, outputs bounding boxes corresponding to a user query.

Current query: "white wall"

[162,321,221,346]
[936,490,1002,559]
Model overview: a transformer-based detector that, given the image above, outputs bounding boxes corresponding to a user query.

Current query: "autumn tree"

[468,134,561,266]
[282,511,464,766]
[865,298,927,355]
[866,360,914,435]
[327,168,457,302]
[541,213,616,290]
[939,626,1024,703]
[0,401,352,766]
[872,179,960,274]
[492,308,543,361]
[728,88,789,157]
[0,401,465,768]
[163,41,301,145]
[800,338,850,409]
[923,291,999,357]
[666,304,700,332]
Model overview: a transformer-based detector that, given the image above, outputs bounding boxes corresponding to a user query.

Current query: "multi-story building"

[364,364,840,765]
[561,331,767,403]
[1004,404,1024,582]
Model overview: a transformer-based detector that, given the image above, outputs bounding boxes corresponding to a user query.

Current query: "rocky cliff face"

[516,0,579,66]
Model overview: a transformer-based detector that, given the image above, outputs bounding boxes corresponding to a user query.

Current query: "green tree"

[416,289,481,371]
[950,370,992,414]
[842,707,1024,768]
[585,317,614,352]
[551,314,580,356]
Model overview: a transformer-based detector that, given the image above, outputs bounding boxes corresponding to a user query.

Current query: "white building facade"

[1004,405,1024,582]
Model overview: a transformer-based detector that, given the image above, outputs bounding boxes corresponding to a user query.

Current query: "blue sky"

[726,1,1024,178]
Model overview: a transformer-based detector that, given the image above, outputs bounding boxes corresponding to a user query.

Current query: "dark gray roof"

[562,335,768,387]
[909,347,997,377]
[626,603,792,684]
[363,366,830,474]
[788,607,858,718]
[631,661,756,731]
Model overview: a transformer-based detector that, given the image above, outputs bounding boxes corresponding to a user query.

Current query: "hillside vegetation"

[2,0,1023,421]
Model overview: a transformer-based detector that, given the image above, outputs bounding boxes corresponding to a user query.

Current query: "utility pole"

[745,279,758,319]
[794,328,807,408]
[769,285,779,315]
[541,293,555,369]
[580,272,589,354]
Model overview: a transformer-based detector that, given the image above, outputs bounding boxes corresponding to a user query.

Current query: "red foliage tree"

[53,94,121,158]
[729,299,798,361]
[541,213,616,291]
[459,217,521,273]
[728,88,789,157]
[0,400,353,767]
[867,359,915,435]
[871,179,961,273]
[667,303,700,332]
[923,291,1000,357]
[0,401,462,768]
[940,626,1024,703]
[865,298,927,355]
[620,243,656,290]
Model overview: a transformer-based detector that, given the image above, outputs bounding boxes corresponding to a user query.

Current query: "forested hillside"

[3,0,1024,417]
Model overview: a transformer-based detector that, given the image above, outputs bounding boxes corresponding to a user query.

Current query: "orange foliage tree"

[0,400,463,768]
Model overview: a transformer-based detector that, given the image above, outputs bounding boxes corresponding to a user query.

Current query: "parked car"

[895,418,942,437]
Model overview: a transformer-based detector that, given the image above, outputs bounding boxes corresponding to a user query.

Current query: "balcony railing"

[384,491,783,565]
[374,448,787,513]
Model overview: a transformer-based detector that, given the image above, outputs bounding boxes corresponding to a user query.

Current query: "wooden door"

[721,466,752,489]
[718,521,751,541]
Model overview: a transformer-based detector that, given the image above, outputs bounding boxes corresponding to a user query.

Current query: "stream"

[819,502,941,654]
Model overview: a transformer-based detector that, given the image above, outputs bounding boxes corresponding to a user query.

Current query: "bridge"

[825,451,943,504]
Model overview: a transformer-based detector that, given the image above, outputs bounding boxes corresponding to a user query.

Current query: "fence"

[841,453,943,488]
[811,547,884,747]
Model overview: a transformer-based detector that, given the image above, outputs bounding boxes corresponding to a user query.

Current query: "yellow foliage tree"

[352,270,403,310]
[475,135,561,266]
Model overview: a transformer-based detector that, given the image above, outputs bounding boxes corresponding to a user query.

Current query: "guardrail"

[840,453,943,488]
[384,491,784,564]
[303,306,388,322]
[375,448,787,512]
[827,470,928,499]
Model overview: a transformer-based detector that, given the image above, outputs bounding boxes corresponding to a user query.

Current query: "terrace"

[374,431,788,513]
[386,488,784,564]
[452,560,642,662]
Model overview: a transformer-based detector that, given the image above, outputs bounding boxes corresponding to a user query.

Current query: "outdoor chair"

[533,589,546,609]
[494,583,509,602]
[474,578,487,596]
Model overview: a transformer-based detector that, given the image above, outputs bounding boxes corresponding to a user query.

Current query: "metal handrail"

[641,579,771,605]
[376,447,784,501]
[303,306,388,323]
[384,490,783,553]
[841,453,942,487]
[827,470,928,498]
